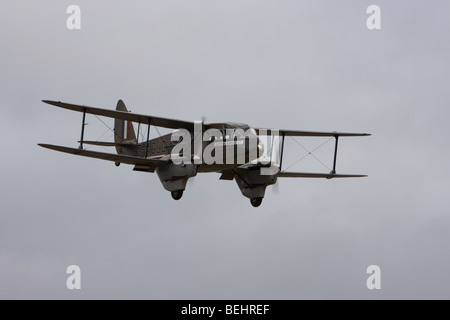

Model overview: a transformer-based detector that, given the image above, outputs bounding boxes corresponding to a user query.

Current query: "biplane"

[39,100,370,207]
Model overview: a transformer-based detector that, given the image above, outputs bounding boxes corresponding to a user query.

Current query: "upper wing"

[38,144,168,168]
[42,100,195,131]
[255,128,370,137]
[278,171,367,178]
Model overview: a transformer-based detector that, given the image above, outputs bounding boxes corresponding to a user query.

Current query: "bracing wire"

[281,137,333,172]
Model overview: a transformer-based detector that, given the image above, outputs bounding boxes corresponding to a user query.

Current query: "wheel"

[250,197,263,207]
[171,190,184,200]
[115,161,120,167]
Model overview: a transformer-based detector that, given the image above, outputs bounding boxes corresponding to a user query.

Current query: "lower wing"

[38,144,168,168]
[277,172,367,179]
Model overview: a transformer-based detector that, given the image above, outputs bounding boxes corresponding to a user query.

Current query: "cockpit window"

[206,123,252,139]
[224,122,250,131]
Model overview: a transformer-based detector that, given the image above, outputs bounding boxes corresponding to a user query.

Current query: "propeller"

[271,180,280,195]
[188,115,207,188]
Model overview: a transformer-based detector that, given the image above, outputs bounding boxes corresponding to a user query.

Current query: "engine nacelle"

[234,168,277,199]
[156,163,197,192]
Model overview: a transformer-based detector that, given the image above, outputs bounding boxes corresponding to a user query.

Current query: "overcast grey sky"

[1,1,450,299]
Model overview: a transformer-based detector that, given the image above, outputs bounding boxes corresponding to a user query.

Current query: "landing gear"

[250,197,263,207]
[171,190,184,200]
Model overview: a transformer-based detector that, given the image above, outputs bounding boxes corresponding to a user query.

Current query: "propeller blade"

[272,181,280,195]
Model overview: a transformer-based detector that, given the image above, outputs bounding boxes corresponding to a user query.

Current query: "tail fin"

[114,100,136,154]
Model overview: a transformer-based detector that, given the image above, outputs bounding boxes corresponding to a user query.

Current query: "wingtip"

[42,100,59,105]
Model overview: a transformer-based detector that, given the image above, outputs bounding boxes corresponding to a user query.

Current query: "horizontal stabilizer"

[77,141,136,147]
[38,144,167,167]
[277,172,367,179]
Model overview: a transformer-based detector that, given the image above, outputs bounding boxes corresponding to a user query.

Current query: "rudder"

[114,99,136,154]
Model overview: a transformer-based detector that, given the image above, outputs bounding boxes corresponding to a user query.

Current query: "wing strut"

[79,108,86,149]
[331,135,339,174]
[145,119,151,158]
[279,132,285,171]
[136,121,140,156]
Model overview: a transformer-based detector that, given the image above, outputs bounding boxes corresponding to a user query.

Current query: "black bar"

[79,108,86,149]
[332,135,339,174]
[279,132,285,171]
[145,120,151,158]
[136,121,140,156]
[0,300,412,316]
